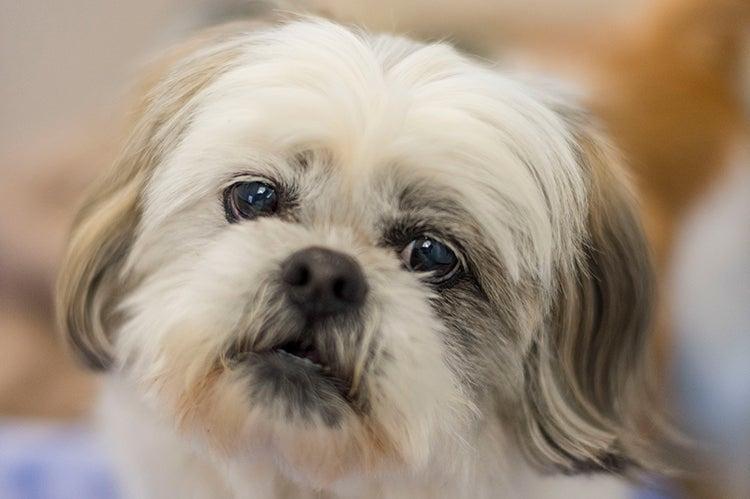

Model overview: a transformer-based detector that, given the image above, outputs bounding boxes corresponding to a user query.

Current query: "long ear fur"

[56,25,254,370]
[520,112,658,474]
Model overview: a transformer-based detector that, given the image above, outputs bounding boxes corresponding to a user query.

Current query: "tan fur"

[586,0,750,265]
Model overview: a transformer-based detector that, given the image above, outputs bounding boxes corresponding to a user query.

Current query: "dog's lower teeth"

[275,349,323,369]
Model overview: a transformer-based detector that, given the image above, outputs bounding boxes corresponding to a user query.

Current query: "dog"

[56,17,660,498]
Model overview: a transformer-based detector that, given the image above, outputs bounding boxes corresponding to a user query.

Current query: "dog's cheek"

[112,230,285,444]
[119,219,310,367]
[435,278,530,408]
[363,271,476,469]
[173,366,251,454]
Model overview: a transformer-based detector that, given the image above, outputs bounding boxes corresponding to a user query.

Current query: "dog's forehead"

[145,21,587,279]
[166,26,563,188]
[186,34,490,170]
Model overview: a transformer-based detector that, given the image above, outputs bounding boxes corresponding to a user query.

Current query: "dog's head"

[57,19,655,487]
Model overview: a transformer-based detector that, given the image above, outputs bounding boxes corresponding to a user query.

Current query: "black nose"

[281,247,368,318]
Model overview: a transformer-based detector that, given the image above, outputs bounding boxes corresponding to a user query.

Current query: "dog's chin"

[231,338,359,428]
[237,364,369,487]
[169,327,387,486]
[221,367,397,489]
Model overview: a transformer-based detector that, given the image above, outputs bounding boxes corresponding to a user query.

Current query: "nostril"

[333,274,367,305]
[297,266,310,286]
[332,277,346,300]
[295,266,310,287]
[283,262,311,288]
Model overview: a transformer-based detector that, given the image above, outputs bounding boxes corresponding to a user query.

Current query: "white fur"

[85,20,633,498]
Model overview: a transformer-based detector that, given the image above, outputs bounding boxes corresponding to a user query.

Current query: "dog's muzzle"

[227,246,371,416]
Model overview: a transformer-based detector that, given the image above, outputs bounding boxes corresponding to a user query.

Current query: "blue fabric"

[0,420,119,499]
[634,482,679,499]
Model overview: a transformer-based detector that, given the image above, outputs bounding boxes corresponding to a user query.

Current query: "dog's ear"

[56,165,143,370]
[56,26,250,370]
[519,111,657,474]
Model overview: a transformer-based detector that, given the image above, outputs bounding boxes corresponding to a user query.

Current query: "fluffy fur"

[57,18,657,498]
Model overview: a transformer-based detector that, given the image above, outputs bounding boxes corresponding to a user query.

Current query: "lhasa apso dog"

[57,17,657,498]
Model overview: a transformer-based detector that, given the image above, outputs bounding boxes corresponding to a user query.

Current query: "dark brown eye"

[399,236,461,283]
[224,181,279,222]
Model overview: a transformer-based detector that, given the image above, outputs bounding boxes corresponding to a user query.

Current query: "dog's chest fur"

[99,379,630,499]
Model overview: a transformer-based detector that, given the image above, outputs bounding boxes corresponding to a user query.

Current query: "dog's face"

[58,20,655,487]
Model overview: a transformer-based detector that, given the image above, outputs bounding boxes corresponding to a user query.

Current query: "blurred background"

[0,0,748,497]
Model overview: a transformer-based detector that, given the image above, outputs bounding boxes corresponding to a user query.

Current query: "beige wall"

[0,0,208,162]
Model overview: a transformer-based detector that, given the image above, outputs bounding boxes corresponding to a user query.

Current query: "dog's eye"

[400,237,460,282]
[224,181,278,222]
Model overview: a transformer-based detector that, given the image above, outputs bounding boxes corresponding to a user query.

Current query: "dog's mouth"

[270,337,329,373]
[228,334,355,403]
